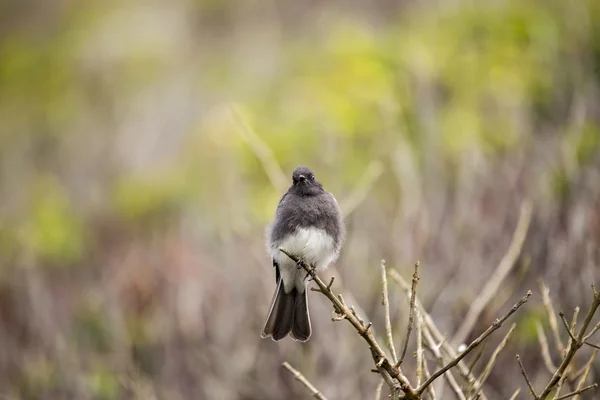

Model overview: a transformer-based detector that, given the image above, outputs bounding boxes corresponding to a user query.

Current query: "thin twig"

[452,201,532,346]
[509,388,521,400]
[229,105,288,193]
[279,249,418,399]
[416,308,424,387]
[340,160,384,218]
[399,261,420,366]
[583,321,600,342]
[467,337,488,378]
[375,378,384,400]
[539,287,600,399]
[539,280,564,354]
[536,321,557,373]
[559,312,578,343]
[584,341,600,350]
[283,362,328,400]
[417,291,532,395]
[471,323,517,398]
[422,354,437,400]
[381,260,398,365]
[554,384,598,400]
[554,374,567,400]
[423,328,466,400]
[571,349,597,400]
[390,269,490,400]
[516,354,538,399]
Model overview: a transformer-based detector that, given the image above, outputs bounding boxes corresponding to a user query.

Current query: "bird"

[261,166,345,342]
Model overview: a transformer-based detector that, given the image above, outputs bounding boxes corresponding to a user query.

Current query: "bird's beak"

[299,175,306,182]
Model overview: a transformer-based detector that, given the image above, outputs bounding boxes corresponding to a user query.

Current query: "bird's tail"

[261,281,311,342]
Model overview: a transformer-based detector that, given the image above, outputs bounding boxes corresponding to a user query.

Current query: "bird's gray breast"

[270,193,342,247]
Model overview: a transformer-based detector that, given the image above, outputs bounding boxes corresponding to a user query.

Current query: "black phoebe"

[261,166,345,342]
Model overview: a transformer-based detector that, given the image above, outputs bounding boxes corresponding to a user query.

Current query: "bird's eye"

[310,174,315,180]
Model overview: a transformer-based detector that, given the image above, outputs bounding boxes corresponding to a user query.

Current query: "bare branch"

[283,362,328,400]
[229,105,288,193]
[340,160,384,218]
[417,291,531,395]
[536,321,557,373]
[554,384,598,400]
[571,350,597,400]
[471,323,517,397]
[538,287,600,399]
[467,337,488,378]
[279,248,418,399]
[516,354,538,399]
[421,352,437,400]
[399,261,420,366]
[452,201,532,346]
[416,309,424,387]
[375,378,384,400]
[559,312,578,343]
[509,388,521,400]
[584,341,600,350]
[539,280,564,354]
[380,260,398,365]
[422,328,466,400]
[583,321,600,342]
[326,277,335,291]
[390,269,489,400]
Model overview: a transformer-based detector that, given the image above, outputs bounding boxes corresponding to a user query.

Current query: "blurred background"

[1,0,600,399]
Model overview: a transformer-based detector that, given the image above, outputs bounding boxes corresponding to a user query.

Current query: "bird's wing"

[328,192,339,205]
[273,259,280,284]
[277,191,289,208]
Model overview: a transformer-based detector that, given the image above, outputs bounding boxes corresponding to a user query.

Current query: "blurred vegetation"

[0,0,599,399]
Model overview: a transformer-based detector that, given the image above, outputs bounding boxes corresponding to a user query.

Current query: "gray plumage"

[261,166,345,342]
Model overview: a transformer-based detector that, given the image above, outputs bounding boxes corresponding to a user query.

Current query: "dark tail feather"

[261,280,295,341]
[291,289,311,342]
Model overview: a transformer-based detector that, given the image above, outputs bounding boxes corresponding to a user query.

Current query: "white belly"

[271,227,337,293]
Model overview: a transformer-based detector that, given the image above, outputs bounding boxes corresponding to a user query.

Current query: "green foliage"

[19,356,61,399]
[574,124,600,166]
[515,308,548,345]
[86,368,120,399]
[19,177,86,265]
[112,172,189,228]
[74,301,112,353]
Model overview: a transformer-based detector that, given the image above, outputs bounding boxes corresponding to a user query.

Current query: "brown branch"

[516,354,538,399]
[375,378,385,400]
[559,311,578,343]
[421,352,436,400]
[283,362,328,400]
[415,309,424,386]
[230,105,288,193]
[539,280,564,354]
[417,291,531,395]
[535,321,557,373]
[452,201,532,346]
[583,321,600,342]
[584,341,600,350]
[508,388,521,400]
[572,349,597,400]
[467,337,488,378]
[279,248,418,399]
[554,384,598,400]
[422,328,466,400]
[471,323,516,398]
[381,260,398,365]
[399,261,420,366]
[538,286,600,399]
[339,160,384,218]
[390,269,490,400]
